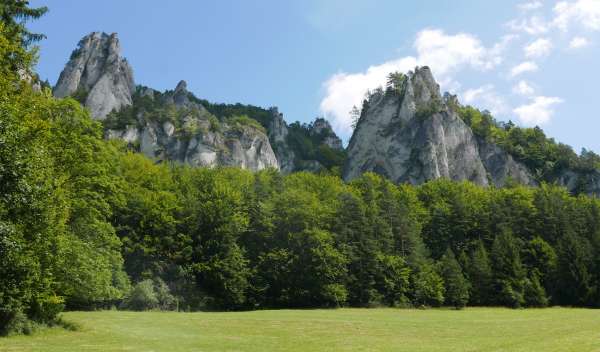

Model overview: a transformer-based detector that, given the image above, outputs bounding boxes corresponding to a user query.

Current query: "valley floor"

[0,308,598,352]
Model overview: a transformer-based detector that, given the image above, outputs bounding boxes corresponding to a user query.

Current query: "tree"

[374,254,411,306]
[332,191,380,306]
[524,273,548,307]
[521,236,557,300]
[180,169,252,309]
[256,229,347,307]
[555,232,594,306]
[411,263,445,307]
[491,231,526,308]
[0,17,64,332]
[440,249,470,308]
[465,240,493,305]
[0,0,47,48]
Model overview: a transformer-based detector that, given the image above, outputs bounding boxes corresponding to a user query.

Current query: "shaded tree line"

[111,164,600,312]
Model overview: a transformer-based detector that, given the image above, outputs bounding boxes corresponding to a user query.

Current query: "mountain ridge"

[55,32,344,173]
[53,32,600,195]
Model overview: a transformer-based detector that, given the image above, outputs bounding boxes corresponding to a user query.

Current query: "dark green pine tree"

[465,240,493,305]
[440,248,470,309]
[555,232,594,306]
[0,0,48,45]
[332,191,380,306]
[524,272,549,307]
[491,231,526,308]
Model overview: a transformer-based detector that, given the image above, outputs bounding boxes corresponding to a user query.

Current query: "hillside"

[345,67,600,195]
[54,33,600,196]
[54,32,346,174]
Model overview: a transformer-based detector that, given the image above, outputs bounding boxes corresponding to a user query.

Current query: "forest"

[2,0,600,337]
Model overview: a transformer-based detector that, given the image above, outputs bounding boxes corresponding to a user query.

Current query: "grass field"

[0,308,599,351]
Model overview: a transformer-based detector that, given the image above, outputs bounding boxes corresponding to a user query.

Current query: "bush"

[29,295,65,324]
[154,278,177,311]
[227,115,266,133]
[125,280,158,311]
[125,278,177,311]
[0,309,33,336]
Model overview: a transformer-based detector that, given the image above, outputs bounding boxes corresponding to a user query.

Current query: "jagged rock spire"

[54,32,135,119]
[343,66,535,187]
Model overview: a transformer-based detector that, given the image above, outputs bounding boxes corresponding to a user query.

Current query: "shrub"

[0,309,31,336]
[227,115,266,133]
[415,99,442,121]
[29,295,65,324]
[125,280,158,311]
[125,278,177,311]
[154,278,177,311]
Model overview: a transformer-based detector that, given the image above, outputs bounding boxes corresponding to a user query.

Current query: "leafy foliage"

[458,105,600,185]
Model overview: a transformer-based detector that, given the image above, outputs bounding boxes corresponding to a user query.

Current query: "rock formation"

[106,82,279,170]
[310,118,343,150]
[54,32,135,119]
[54,32,349,173]
[343,67,536,187]
[267,107,296,173]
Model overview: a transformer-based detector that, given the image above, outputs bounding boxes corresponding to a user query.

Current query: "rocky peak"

[267,107,295,173]
[175,80,187,92]
[268,107,288,144]
[54,32,134,119]
[409,66,441,105]
[172,80,191,107]
[344,66,535,186]
[311,117,333,135]
[310,117,343,150]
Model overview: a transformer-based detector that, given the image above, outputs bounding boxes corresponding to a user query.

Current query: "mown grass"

[0,308,598,351]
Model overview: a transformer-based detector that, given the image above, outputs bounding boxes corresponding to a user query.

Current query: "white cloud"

[462,85,509,115]
[414,29,505,75]
[569,36,590,48]
[510,61,539,77]
[553,0,600,31]
[513,96,564,125]
[319,29,507,137]
[524,38,553,58]
[320,57,417,137]
[507,16,549,35]
[513,80,536,96]
[518,1,543,11]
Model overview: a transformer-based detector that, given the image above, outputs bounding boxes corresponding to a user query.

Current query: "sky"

[30,0,600,152]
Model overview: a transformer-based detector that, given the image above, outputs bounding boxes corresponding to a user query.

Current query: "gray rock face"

[555,170,600,195]
[266,111,344,174]
[310,118,343,150]
[54,32,134,119]
[477,139,537,187]
[130,120,278,170]
[344,67,535,186]
[267,107,296,173]
[107,82,279,171]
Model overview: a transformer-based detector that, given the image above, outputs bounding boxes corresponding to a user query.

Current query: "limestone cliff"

[343,67,536,187]
[54,32,135,119]
[105,81,279,170]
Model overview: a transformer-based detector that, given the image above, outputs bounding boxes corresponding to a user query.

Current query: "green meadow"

[1,308,598,352]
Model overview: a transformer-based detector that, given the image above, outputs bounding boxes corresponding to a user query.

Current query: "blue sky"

[30,0,600,152]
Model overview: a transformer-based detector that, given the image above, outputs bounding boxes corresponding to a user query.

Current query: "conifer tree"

[440,249,470,309]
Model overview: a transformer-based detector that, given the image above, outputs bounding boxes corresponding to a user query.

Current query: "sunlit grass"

[1,308,598,351]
